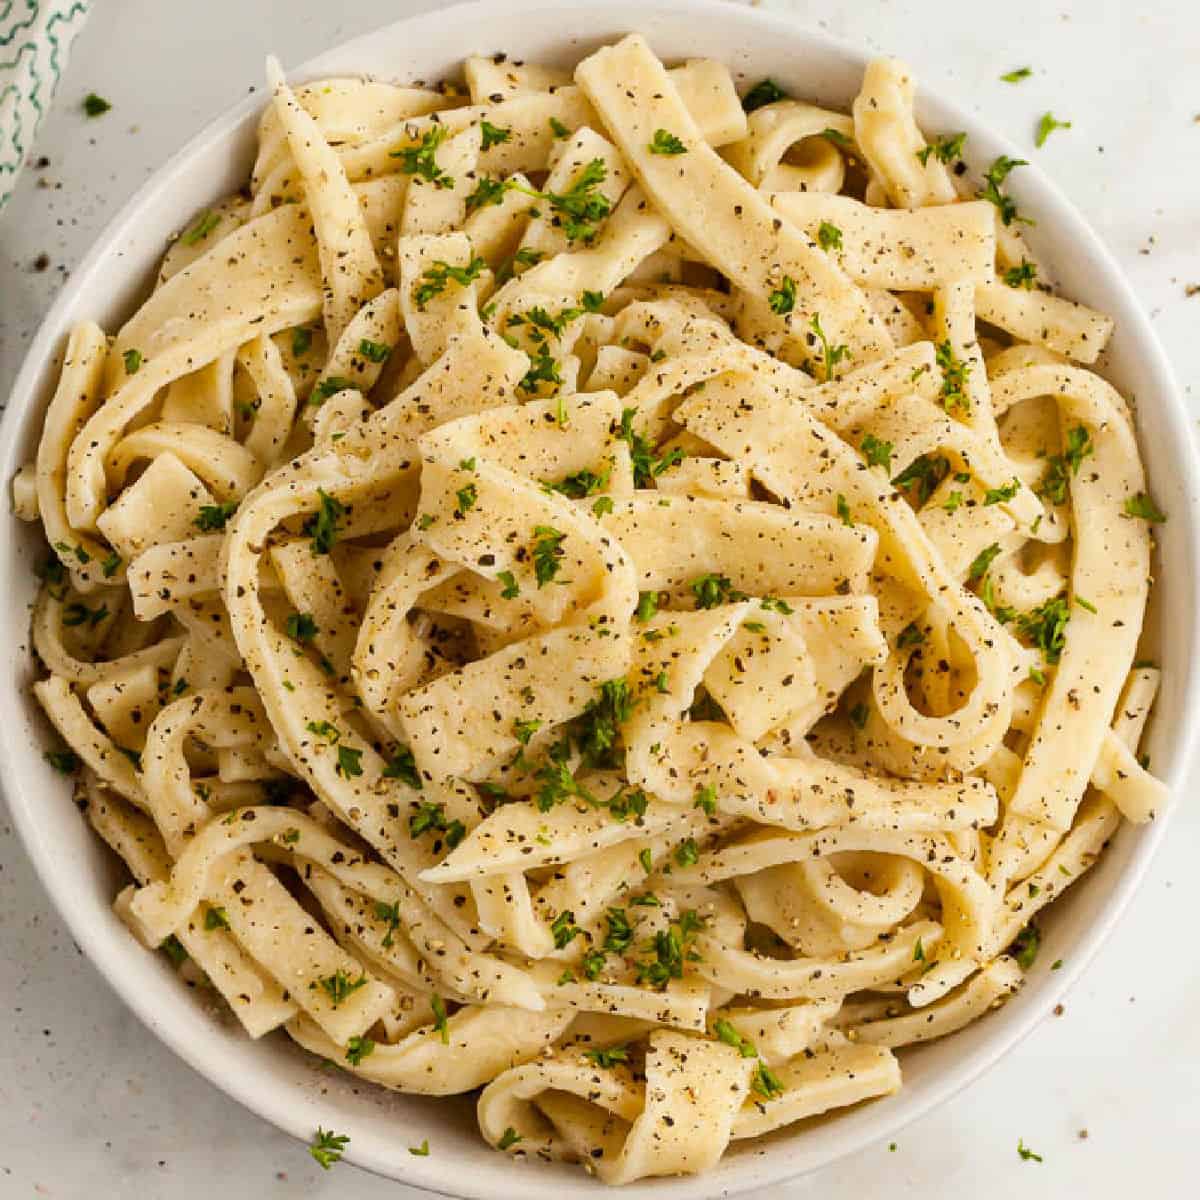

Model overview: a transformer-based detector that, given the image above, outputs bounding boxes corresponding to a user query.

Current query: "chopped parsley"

[582,949,607,980]
[412,255,486,310]
[821,127,853,150]
[635,909,704,989]
[479,120,511,150]
[984,478,1021,505]
[1014,594,1070,663]
[336,745,364,778]
[693,783,717,816]
[204,906,230,931]
[968,542,1002,581]
[892,453,950,505]
[497,569,520,599]
[309,375,356,406]
[431,994,450,1043]
[466,176,509,212]
[36,555,68,597]
[390,125,454,187]
[409,1140,430,1157]
[808,313,850,381]
[817,220,843,252]
[935,340,971,413]
[455,482,478,515]
[497,1127,522,1150]
[345,1036,375,1066]
[1036,426,1093,504]
[546,465,610,499]
[310,1128,349,1169]
[83,93,112,118]
[518,343,563,397]
[304,489,345,555]
[511,158,612,244]
[1001,67,1033,83]
[317,970,367,1008]
[617,407,684,486]
[648,129,687,155]
[122,348,143,375]
[583,1044,630,1068]
[576,678,635,769]
[408,801,466,849]
[691,573,747,609]
[514,718,542,746]
[714,1018,758,1058]
[836,493,853,525]
[601,908,634,955]
[286,612,318,643]
[194,501,238,532]
[1035,112,1072,147]
[636,591,661,622]
[534,756,593,812]
[55,540,91,565]
[181,210,221,246]
[861,433,894,471]
[742,79,788,112]
[161,935,187,966]
[1123,493,1166,523]
[607,786,649,822]
[1003,260,1038,289]
[917,132,966,165]
[1017,1138,1043,1163]
[768,275,796,315]
[752,1061,784,1100]
[374,900,402,948]
[382,746,422,790]
[63,601,109,628]
[43,749,80,774]
[531,525,566,586]
[549,116,570,138]
[551,909,582,949]
[674,838,700,867]
[357,338,391,363]
[101,550,122,578]
[978,155,1032,226]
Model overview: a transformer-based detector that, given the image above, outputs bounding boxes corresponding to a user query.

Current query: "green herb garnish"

[648,128,687,155]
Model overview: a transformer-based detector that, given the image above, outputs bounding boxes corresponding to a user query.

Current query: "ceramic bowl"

[3,1,1197,1195]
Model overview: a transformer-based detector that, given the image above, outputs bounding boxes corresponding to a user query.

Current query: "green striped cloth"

[1,0,92,212]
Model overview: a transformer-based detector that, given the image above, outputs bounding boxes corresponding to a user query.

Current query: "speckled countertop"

[2,1,1198,1196]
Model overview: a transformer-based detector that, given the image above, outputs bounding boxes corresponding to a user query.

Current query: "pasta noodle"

[14,33,1165,1183]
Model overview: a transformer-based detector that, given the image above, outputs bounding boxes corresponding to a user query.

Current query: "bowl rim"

[3,0,1199,1195]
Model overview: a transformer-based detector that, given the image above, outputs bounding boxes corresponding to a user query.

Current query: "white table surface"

[1,0,1197,1196]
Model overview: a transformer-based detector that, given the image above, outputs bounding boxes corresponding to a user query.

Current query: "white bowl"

[3,1,1197,1195]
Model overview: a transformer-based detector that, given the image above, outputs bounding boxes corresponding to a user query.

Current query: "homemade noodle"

[15,34,1166,1183]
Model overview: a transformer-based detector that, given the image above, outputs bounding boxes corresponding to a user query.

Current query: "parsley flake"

[1035,112,1072,148]
[194,501,238,532]
[742,79,788,111]
[809,313,850,381]
[649,128,687,155]
[817,220,843,251]
[1123,493,1166,523]
[480,120,511,150]
[310,1128,349,1169]
[390,125,453,187]
[181,210,221,246]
